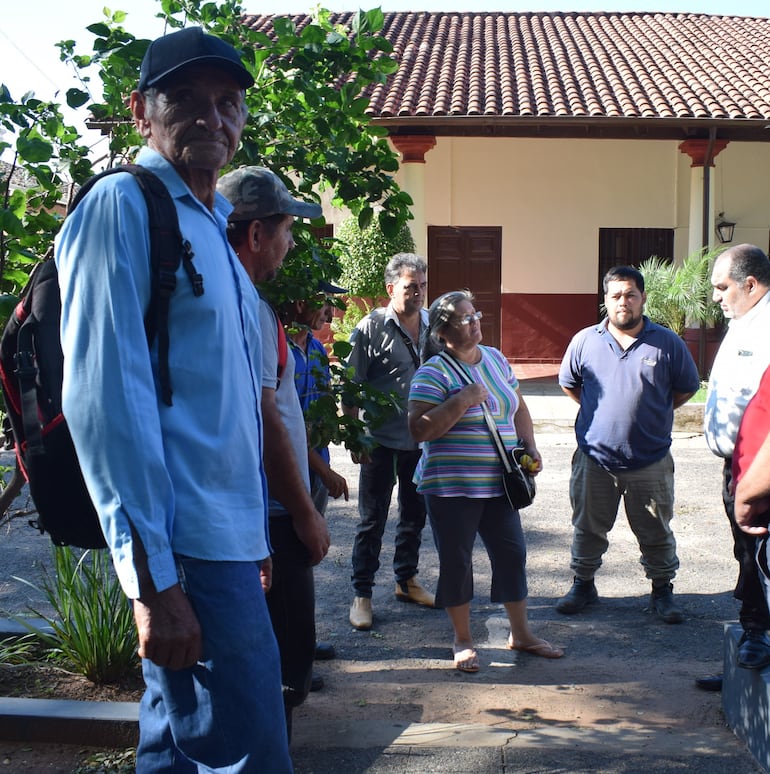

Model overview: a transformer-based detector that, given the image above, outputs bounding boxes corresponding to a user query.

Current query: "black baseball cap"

[318,279,348,295]
[138,27,254,91]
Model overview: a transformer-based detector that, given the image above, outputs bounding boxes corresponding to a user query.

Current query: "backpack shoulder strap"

[70,164,204,406]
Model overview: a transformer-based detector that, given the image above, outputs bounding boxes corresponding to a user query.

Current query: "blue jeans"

[351,445,427,596]
[136,557,293,773]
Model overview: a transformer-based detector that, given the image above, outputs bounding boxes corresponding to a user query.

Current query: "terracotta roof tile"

[243,11,770,131]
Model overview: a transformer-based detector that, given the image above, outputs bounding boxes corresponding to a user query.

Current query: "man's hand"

[260,555,273,594]
[733,432,770,536]
[321,467,349,500]
[293,508,331,566]
[133,583,202,670]
[734,495,770,536]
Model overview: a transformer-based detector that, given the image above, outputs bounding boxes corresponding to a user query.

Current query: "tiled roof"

[242,11,770,140]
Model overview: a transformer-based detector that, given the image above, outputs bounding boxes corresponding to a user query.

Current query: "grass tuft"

[13,546,138,684]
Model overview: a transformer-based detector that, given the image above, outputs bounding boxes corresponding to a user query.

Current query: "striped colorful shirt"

[409,346,520,497]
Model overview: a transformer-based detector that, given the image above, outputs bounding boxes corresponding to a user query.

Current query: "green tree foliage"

[55,0,412,307]
[2,1,412,302]
[302,339,399,458]
[0,1,411,459]
[0,88,92,303]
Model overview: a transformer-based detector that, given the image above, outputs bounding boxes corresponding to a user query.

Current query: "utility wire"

[0,26,61,94]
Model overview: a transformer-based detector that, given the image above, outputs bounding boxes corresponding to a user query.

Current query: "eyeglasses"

[453,311,483,326]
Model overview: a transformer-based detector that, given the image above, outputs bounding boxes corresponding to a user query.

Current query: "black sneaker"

[556,577,598,615]
[695,674,723,691]
[650,582,684,624]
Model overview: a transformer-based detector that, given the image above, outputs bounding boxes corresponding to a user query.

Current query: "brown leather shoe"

[349,596,373,630]
[395,577,435,608]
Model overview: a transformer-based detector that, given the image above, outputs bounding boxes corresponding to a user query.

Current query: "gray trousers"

[568,448,679,583]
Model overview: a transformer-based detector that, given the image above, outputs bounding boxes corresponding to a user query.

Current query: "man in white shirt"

[700,244,770,689]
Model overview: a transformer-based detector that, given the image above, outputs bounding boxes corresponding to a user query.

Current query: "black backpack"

[0,164,202,548]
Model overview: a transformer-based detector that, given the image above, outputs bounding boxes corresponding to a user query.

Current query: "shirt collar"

[384,302,429,328]
[135,147,234,222]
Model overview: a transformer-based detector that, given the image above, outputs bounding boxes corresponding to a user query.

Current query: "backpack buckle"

[14,350,37,379]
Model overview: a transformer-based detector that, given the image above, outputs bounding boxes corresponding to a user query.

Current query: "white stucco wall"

[711,142,770,253]
[404,136,770,295]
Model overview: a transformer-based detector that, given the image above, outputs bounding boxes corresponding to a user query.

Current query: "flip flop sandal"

[453,647,480,672]
[507,636,564,659]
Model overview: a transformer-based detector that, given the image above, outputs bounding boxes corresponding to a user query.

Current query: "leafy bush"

[13,546,138,684]
[332,296,373,343]
[333,216,416,341]
[336,216,416,299]
[297,338,400,458]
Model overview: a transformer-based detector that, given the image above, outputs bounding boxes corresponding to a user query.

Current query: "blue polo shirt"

[559,317,699,471]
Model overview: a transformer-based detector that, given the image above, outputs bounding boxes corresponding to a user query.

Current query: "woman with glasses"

[408,290,563,673]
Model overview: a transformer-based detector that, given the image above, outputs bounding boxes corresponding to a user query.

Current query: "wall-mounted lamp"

[716,212,736,244]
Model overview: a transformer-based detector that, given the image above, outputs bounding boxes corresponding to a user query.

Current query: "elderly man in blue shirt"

[56,27,293,773]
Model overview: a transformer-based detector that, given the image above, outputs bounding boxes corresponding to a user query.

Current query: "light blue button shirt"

[56,148,268,598]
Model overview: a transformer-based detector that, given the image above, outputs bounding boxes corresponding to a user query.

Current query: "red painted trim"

[501,292,598,361]
[391,135,437,163]
[678,138,729,167]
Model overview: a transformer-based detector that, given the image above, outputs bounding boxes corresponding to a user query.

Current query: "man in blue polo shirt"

[556,265,700,623]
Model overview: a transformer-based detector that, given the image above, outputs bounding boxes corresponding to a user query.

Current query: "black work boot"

[556,576,598,615]
[650,581,684,624]
[736,630,770,670]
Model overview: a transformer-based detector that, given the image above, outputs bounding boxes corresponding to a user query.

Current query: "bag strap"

[438,352,513,474]
[392,321,420,369]
[15,315,44,457]
[274,308,288,387]
[70,164,203,406]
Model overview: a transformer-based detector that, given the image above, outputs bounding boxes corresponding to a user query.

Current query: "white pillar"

[390,136,436,257]
[678,139,728,257]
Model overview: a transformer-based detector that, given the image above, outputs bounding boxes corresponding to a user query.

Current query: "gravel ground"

[0,423,763,772]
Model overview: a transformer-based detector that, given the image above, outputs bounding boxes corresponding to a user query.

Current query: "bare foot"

[453,643,480,672]
[507,634,564,659]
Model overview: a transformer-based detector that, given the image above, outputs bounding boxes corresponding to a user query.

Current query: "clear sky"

[2,0,769,162]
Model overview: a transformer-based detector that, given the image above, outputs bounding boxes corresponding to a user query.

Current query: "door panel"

[597,228,674,319]
[427,226,502,349]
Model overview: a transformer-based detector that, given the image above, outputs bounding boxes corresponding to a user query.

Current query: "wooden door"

[427,226,502,349]
[597,227,674,319]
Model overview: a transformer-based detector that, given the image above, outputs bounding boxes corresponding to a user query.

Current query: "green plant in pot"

[639,249,724,336]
